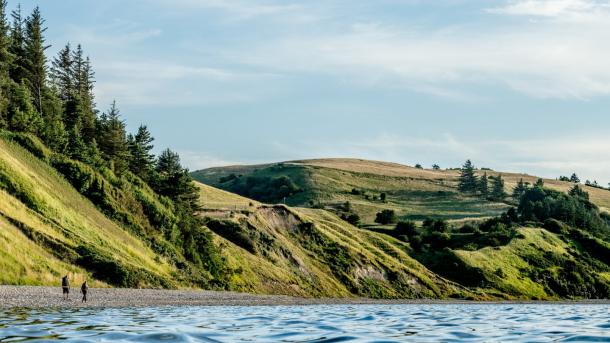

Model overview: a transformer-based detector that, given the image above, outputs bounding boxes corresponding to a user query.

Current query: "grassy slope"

[0,137,177,287]
[193,158,610,224]
[197,182,468,299]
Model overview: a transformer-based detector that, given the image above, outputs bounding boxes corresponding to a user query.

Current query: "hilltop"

[192,158,610,225]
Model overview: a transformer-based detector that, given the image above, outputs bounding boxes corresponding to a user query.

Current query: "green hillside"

[192,158,610,224]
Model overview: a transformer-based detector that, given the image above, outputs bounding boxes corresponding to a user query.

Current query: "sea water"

[1,304,609,342]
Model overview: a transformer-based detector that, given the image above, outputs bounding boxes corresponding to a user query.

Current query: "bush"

[375,209,397,225]
[395,221,417,237]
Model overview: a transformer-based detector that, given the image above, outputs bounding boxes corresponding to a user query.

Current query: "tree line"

[0,2,212,276]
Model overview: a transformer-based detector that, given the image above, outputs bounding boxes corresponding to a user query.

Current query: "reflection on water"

[1,304,610,342]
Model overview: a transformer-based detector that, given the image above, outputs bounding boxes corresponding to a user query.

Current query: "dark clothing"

[62,287,70,294]
[81,282,88,303]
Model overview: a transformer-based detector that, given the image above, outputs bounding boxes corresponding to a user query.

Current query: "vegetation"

[0,1,227,288]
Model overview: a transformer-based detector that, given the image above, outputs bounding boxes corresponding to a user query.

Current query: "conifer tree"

[0,0,11,127]
[478,172,489,197]
[512,178,528,200]
[458,159,478,193]
[128,125,156,181]
[490,174,506,201]
[72,44,96,141]
[0,0,10,77]
[7,81,41,133]
[570,173,580,183]
[98,101,129,173]
[23,7,48,114]
[155,149,201,212]
[8,4,26,83]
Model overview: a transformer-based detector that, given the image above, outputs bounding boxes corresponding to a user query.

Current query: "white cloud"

[177,150,242,170]
[489,0,610,19]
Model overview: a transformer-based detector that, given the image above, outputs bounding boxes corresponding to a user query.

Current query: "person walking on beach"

[62,275,70,300]
[81,280,89,303]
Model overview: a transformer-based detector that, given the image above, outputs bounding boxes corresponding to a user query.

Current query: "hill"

[192,158,610,224]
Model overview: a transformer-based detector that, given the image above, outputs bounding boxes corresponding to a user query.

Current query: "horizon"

[12,0,610,185]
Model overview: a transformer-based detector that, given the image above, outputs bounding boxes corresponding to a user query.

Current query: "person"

[81,281,89,303]
[61,275,70,300]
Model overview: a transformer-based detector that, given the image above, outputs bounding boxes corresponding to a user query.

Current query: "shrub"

[375,209,397,225]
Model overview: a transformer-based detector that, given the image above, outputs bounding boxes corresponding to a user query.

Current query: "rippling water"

[1,304,610,342]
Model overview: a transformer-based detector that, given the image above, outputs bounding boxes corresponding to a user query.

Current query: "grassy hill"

[192,158,610,224]
[197,182,468,298]
[2,136,609,300]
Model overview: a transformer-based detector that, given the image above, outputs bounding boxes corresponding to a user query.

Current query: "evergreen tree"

[98,101,129,173]
[0,0,11,127]
[8,4,26,83]
[39,90,67,151]
[490,174,506,201]
[458,159,478,193]
[50,43,73,102]
[534,178,544,188]
[7,81,41,133]
[570,173,580,183]
[72,44,96,141]
[128,125,156,181]
[23,7,48,114]
[0,0,10,77]
[155,148,201,212]
[512,178,528,200]
[478,172,489,197]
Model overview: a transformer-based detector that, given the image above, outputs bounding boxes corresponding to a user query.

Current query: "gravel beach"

[0,286,422,308]
[1,286,608,308]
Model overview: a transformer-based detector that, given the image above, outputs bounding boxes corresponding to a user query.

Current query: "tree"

[395,221,417,237]
[478,173,489,197]
[97,101,129,173]
[0,0,11,127]
[345,213,360,226]
[6,81,41,133]
[9,4,26,83]
[569,184,589,200]
[490,174,506,201]
[72,44,96,141]
[380,192,386,202]
[23,7,49,114]
[512,178,528,200]
[0,0,10,77]
[155,148,201,212]
[128,125,156,181]
[415,164,423,169]
[535,178,544,188]
[375,209,397,225]
[458,159,478,193]
[570,173,580,183]
[432,164,440,170]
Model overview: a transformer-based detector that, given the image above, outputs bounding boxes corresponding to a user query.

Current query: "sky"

[10,0,610,184]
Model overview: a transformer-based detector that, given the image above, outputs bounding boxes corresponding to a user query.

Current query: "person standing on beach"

[81,281,88,303]
[62,275,70,300]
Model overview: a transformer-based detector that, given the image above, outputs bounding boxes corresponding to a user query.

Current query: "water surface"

[1,304,609,342]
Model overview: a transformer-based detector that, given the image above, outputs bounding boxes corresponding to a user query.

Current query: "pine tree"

[128,125,156,181]
[570,173,580,183]
[7,81,41,133]
[72,44,96,142]
[458,159,478,193]
[98,101,129,173]
[155,148,201,212]
[478,172,489,197]
[512,178,528,200]
[8,4,26,83]
[490,174,506,201]
[0,0,10,77]
[50,43,73,102]
[0,0,12,127]
[23,7,49,114]
[39,90,67,151]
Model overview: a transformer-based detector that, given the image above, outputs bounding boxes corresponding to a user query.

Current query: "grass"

[0,137,178,287]
[454,228,571,299]
[192,158,610,224]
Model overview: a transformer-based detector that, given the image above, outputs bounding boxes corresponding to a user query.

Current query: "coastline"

[1,286,609,308]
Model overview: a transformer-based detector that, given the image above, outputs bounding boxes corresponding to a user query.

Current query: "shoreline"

[1,286,609,309]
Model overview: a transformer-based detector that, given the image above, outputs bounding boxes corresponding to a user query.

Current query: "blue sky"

[11,0,610,184]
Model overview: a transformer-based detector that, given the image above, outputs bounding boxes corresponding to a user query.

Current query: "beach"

[1,286,609,308]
